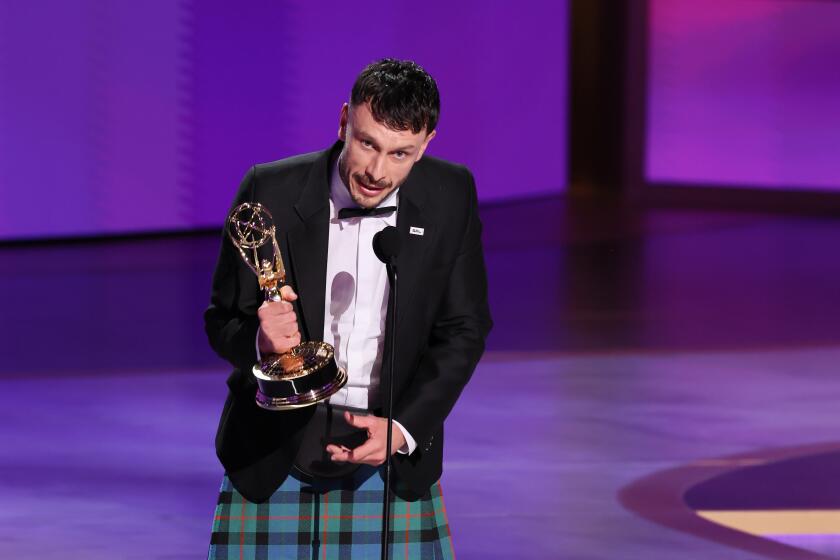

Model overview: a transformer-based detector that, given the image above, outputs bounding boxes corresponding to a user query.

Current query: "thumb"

[280,285,298,301]
[345,411,375,429]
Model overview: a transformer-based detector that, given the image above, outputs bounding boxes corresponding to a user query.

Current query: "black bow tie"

[337,206,397,219]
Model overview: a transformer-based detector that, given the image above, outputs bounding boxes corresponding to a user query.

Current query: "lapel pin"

[409,227,424,236]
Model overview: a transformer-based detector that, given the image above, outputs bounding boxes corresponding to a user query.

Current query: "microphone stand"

[381,259,397,560]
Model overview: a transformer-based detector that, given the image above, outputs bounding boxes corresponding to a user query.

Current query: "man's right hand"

[257,285,301,355]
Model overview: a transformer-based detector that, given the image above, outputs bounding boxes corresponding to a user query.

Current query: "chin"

[353,194,384,209]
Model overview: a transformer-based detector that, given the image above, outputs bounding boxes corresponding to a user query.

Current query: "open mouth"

[356,179,386,197]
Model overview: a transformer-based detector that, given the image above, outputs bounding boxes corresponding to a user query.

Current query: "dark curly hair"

[350,58,440,134]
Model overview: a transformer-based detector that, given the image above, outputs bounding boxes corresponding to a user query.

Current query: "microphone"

[373,225,399,560]
[372,226,400,265]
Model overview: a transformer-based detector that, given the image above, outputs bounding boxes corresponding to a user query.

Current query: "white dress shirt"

[256,160,416,455]
[323,161,416,455]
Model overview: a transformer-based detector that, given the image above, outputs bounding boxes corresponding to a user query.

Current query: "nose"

[365,153,386,184]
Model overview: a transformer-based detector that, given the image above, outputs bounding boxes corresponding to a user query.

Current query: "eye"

[361,139,373,148]
[393,151,406,159]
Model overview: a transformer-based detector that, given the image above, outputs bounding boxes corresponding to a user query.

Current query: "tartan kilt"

[208,465,455,560]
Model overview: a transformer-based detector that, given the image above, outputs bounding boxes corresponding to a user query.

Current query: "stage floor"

[3,196,840,559]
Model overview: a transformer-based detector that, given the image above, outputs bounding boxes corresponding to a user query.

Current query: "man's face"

[337,102,436,208]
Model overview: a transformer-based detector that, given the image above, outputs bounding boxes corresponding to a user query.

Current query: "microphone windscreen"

[372,226,401,263]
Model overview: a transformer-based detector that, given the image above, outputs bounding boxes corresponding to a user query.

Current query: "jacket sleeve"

[393,168,493,447]
[204,166,262,378]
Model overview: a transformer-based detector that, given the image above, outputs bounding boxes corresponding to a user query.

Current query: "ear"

[415,129,437,161]
[338,103,349,141]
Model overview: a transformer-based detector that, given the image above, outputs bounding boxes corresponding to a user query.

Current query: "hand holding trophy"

[227,203,347,410]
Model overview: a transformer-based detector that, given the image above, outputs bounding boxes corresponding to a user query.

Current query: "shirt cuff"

[392,420,417,455]
[255,327,262,362]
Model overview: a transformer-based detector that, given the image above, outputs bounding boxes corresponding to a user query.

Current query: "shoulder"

[251,149,324,183]
[412,155,477,206]
[411,155,478,215]
[235,146,332,210]
[414,155,475,187]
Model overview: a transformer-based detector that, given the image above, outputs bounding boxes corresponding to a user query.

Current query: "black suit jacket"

[205,141,492,502]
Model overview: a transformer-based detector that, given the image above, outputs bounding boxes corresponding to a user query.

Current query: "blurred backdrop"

[0,0,568,239]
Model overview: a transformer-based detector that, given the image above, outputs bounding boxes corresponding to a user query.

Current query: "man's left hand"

[326,411,406,466]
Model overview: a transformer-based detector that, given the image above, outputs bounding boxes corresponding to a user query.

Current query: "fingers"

[280,285,298,301]
[257,328,300,355]
[344,411,376,430]
[325,443,352,463]
[257,306,299,335]
[327,438,384,466]
[325,414,393,466]
[257,293,300,354]
[345,438,381,464]
[258,299,296,319]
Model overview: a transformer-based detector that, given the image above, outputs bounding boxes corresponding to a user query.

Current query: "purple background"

[646,0,840,190]
[0,1,568,241]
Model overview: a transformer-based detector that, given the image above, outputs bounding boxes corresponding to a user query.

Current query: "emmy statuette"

[226,203,347,410]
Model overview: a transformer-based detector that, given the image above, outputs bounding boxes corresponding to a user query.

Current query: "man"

[205,58,491,559]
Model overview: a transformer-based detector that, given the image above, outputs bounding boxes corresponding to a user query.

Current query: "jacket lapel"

[395,163,434,334]
[285,144,339,342]
[285,145,434,351]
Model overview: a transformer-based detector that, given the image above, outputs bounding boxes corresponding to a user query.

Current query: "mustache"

[353,173,391,190]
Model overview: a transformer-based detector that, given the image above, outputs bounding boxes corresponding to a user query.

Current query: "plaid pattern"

[209,466,455,560]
